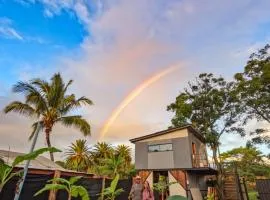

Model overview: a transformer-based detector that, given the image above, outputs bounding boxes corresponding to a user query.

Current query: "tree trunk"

[100,176,106,200]
[0,185,3,194]
[212,146,224,200]
[45,129,54,161]
[68,193,71,200]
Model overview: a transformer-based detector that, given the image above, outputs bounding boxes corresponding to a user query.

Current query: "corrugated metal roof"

[0,149,65,171]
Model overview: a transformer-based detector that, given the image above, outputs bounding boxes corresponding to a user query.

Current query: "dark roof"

[129,125,205,143]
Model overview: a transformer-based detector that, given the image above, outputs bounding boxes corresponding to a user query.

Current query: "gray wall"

[135,142,148,169]
[172,137,192,168]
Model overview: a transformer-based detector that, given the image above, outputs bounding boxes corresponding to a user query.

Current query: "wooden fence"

[256,179,270,200]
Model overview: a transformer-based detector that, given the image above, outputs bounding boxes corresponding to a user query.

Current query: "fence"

[256,179,270,200]
[0,173,132,200]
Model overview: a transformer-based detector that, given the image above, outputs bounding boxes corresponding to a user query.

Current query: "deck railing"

[192,154,210,168]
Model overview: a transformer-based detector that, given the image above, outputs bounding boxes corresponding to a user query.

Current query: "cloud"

[0,17,23,40]
[2,0,270,158]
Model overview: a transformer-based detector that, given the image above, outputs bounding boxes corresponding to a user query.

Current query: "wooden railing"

[192,154,209,168]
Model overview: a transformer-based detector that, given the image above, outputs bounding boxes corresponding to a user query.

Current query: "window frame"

[148,143,173,152]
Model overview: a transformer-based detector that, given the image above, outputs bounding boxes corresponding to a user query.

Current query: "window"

[148,143,173,152]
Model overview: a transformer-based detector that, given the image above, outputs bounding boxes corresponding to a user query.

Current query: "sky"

[0,0,270,160]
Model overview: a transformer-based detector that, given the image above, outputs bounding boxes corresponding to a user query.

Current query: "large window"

[148,143,173,152]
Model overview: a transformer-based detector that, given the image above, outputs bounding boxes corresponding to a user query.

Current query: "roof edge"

[130,124,205,143]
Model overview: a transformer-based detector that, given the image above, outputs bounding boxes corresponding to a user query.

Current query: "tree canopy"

[234,44,270,147]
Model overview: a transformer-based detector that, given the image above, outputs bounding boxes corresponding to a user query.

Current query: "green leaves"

[35,175,90,200]
[71,186,90,200]
[34,184,68,196]
[101,174,124,200]
[12,147,61,167]
[69,176,83,185]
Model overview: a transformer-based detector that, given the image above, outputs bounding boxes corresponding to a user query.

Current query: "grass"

[248,191,258,200]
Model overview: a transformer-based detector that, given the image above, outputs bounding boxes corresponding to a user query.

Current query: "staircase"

[223,173,241,200]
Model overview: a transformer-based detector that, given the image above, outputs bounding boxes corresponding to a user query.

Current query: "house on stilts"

[130,125,217,200]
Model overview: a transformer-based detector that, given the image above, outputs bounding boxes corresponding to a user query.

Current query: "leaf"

[48,177,70,185]
[34,184,68,196]
[110,174,119,192]
[71,185,90,200]
[12,147,61,166]
[69,176,82,185]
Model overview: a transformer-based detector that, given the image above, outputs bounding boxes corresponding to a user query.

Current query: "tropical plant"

[0,147,60,193]
[4,73,93,161]
[35,176,89,200]
[153,175,176,200]
[234,44,270,147]
[99,155,125,179]
[65,139,91,172]
[101,174,124,200]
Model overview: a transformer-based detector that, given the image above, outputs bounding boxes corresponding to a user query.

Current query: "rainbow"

[99,64,181,140]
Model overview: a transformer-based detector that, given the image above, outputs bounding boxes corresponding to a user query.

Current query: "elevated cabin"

[130,125,217,200]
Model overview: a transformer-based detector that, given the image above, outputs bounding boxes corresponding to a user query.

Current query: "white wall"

[168,172,187,197]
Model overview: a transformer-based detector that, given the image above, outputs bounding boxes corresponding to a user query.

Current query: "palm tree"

[115,144,132,169]
[65,139,91,172]
[4,73,93,161]
[91,142,113,164]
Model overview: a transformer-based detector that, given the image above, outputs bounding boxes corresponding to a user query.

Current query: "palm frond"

[4,101,36,116]
[60,95,93,115]
[63,79,73,93]
[12,81,48,112]
[57,115,91,136]
[48,73,65,108]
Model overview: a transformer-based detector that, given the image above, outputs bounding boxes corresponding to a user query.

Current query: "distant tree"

[220,146,270,182]
[4,73,93,161]
[65,139,91,172]
[35,176,89,200]
[234,44,270,147]
[115,145,132,171]
[91,142,114,165]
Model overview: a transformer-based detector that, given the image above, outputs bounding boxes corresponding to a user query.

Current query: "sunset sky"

[0,0,270,159]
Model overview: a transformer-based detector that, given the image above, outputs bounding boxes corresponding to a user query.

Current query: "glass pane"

[148,145,159,152]
[159,144,172,151]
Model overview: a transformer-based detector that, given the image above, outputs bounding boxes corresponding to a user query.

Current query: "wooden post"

[48,170,61,200]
